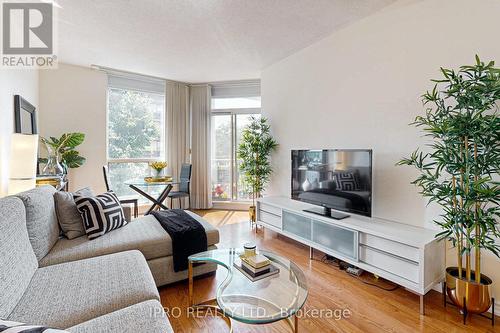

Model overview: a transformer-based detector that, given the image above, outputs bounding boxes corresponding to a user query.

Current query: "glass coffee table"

[188,249,308,332]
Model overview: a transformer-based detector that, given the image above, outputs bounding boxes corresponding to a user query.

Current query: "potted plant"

[40,132,86,175]
[238,116,278,224]
[398,56,500,316]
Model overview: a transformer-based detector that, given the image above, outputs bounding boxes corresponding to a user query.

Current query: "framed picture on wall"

[14,95,37,134]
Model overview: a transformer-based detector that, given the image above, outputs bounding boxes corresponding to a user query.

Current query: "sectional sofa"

[0,186,219,332]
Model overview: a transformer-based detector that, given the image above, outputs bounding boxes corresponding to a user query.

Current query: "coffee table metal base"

[189,298,233,332]
[188,262,299,332]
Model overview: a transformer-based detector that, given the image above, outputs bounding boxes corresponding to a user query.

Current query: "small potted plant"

[238,116,278,224]
[40,132,86,175]
[398,56,499,319]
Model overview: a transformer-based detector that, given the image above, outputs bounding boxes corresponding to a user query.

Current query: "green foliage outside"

[108,88,163,159]
[107,88,164,199]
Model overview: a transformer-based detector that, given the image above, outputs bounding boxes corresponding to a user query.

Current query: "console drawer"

[359,234,420,263]
[259,203,282,216]
[259,210,282,229]
[359,245,419,283]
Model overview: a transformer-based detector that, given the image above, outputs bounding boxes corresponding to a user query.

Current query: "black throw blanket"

[152,209,207,272]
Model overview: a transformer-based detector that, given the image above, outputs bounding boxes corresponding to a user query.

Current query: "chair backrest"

[179,163,192,193]
[103,165,111,191]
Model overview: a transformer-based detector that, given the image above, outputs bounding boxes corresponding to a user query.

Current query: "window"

[211,114,232,201]
[106,74,166,198]
[210,82,261,202]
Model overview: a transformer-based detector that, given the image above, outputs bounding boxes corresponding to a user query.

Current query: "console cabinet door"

[312,220,358,261]
[282,211,312,240]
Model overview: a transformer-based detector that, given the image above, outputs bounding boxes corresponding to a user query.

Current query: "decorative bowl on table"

[144,176,172,183]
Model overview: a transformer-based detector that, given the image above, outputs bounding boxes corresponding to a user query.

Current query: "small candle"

[244,242,256,257]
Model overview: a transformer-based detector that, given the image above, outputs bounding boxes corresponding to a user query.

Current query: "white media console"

[256,196,445,314]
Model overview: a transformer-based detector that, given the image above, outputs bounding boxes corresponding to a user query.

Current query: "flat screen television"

[291,149,372,219]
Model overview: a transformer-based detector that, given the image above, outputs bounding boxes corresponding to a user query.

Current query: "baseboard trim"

[212,201,250,211]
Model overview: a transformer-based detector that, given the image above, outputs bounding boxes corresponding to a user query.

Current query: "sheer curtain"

[190,85,212,209]
[166,81,190,184]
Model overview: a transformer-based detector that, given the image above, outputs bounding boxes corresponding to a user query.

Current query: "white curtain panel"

[190,85,212,209]
[166,81,190,182]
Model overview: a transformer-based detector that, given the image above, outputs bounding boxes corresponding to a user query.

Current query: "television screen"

[291,149,372,217]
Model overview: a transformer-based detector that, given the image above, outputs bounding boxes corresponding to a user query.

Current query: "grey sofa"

[0,186,220,331]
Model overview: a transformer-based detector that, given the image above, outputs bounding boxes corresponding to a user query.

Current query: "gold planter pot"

[249,205,256,223]
[445,267,492,314]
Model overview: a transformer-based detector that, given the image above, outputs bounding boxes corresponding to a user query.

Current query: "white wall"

[262,0,499,299]
[0,70,39,197]
[38,63,107,193]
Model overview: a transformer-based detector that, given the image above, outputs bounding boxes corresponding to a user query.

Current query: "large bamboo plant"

[238,116,278,206]
[398,56,500,283]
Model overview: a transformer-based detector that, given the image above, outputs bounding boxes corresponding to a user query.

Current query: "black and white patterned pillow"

[0,319,69,332]
[75,191,127,240]
[333,172,360,191]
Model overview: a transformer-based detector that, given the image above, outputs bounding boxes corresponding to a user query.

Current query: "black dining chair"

[103,165,139,218]
[167,163,192,209]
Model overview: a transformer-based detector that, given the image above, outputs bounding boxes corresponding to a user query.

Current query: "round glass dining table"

[124,179,179,214]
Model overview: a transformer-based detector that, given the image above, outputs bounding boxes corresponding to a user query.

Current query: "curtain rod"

[204,79,260,87]
[90,64,180,85]
[90,64,260,87]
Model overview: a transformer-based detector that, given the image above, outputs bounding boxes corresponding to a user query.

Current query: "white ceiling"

[55,0,396,83]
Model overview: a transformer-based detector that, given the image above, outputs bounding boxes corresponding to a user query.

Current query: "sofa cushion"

[0,197,38,319]
[54,187,94,239]
[8,251,159,329]
[185,210,220,244]
[15,185,59,261]
[67,300,173,333]
[147,245,218,287]
[75,191,127,240]
[40,211,220,267]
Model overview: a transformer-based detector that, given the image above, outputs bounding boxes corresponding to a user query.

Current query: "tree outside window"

[107,88,165,198]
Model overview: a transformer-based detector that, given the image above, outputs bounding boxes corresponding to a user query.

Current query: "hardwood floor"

[159,210,498,333]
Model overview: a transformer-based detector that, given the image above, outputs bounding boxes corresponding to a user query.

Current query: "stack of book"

[36,175,63,187]
[234,254,280,282]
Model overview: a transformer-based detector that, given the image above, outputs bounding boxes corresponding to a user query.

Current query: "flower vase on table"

[41,143,64,177]
[146,161,169,183]
[154,168,164,178]
[37,143,66,190]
